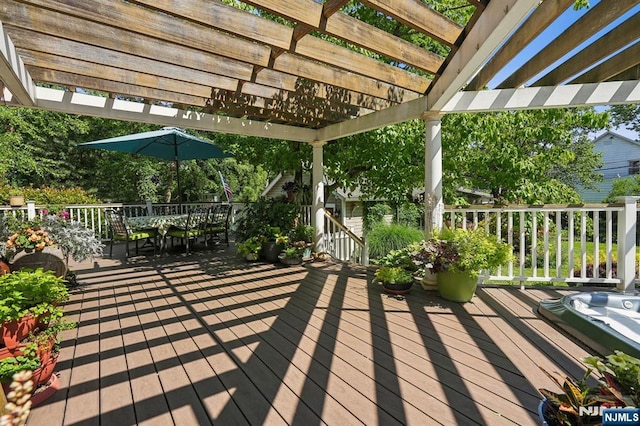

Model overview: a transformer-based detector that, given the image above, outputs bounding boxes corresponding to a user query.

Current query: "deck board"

[26,244,610,425]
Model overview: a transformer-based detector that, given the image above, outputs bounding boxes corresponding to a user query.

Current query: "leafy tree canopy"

[442,108,608,204]
[604,175,640,203]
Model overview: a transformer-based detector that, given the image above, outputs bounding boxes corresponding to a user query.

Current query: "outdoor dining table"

[125,214,190,236]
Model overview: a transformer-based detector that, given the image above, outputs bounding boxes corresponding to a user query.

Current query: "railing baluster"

[543,211,549,278]
[568,211,575,279]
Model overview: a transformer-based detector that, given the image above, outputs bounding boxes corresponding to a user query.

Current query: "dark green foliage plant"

[363,202,391,233]
[235,197,299,241]
[366,222,424,262]
[289,224,315,243]
[236,236,263,258]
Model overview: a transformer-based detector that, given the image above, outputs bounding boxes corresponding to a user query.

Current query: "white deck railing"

[322,210,367,265]
[4,200,639,291]
[0,202,241,241]
[443,199,638,291]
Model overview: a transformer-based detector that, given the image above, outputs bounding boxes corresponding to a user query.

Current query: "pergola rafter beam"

[497,0,638,89]
[361,0,462,46]
[465,0,574,91]
[570,42,640,85]
[0,21,34,106]
[428,0,539,110]
[532,12,640,86]
[242,0,445,75]
[442,81,640,113]
[25,87,317,142]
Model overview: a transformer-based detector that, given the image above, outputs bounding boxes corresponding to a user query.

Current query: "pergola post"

[616,196,638,293]
[311,140,327,253]
[424,113,444,236]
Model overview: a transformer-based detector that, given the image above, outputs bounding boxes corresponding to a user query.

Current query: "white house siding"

[577,131,640,202]
[262,172,295,199]
[344,204,364,237]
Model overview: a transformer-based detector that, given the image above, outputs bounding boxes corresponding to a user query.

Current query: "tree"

[604,175,640,203]
[0,106,90,187]
[610,104,640,135]
[442,108,608,204]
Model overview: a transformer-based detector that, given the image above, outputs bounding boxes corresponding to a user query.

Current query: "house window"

[630,160,640,175]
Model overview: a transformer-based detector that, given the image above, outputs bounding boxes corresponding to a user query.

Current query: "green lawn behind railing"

[491,239,640,287]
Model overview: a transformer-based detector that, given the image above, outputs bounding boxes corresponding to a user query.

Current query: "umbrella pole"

[175,159,182,211]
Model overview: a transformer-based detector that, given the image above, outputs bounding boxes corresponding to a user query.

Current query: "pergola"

[1,0,640,246]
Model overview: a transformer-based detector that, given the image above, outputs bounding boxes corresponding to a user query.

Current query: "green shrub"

[367,223,424,262]
[396,202,422,227]
[363,202,391,232]
[1,185,101,207]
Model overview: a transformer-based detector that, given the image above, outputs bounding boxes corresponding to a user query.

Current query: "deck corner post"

[26,200,36,220]
[616,196,639,293]
[423,112,444,236]
[310,140,327,253]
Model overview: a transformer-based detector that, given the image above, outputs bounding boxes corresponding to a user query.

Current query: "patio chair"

[166,206,209,254]
[206,204,231,246]
[105,209,158,258]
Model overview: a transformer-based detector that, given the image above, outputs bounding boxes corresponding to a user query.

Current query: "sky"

[485,0,640,141]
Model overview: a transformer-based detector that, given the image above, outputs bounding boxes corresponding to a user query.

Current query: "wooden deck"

[27,244,598,425]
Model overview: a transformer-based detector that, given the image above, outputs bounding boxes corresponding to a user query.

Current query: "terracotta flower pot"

[0,259,10,276]
[1,315,36,350]
[33,352,59,386]
[0,344,25,361]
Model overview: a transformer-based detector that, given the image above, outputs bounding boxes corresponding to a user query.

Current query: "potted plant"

[408,240,440,290]
[260,226,286,263]
[0,269,69,349]
[374,266,413,295]
[281,181,301,203]
[8,187,24,207]
[278,240,308,266]
[26,319,75,385]
[236,236,263,261]
[5,221,55,255]
[0,354,41,394]
[289,223,315,259]
[41,212,104,267]
[538,350,639,425]
[429,227,513,302]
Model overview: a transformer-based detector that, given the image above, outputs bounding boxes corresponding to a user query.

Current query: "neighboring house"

[576,131,640,202]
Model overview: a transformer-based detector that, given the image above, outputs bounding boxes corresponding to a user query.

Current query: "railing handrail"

[323,210,364,248]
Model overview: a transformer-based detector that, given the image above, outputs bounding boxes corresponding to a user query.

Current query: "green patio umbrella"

[78,127,233,204]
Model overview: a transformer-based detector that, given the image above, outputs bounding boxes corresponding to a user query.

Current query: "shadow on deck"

[27,242,595,425]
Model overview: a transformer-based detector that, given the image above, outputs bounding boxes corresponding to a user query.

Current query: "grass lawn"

[490,239,640,287]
